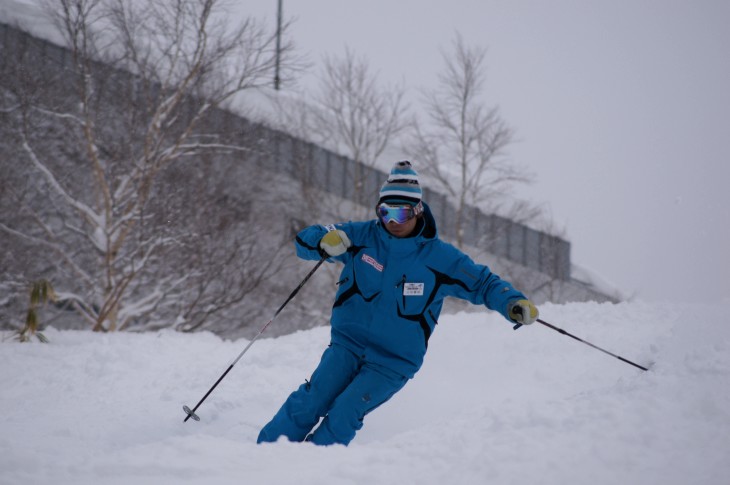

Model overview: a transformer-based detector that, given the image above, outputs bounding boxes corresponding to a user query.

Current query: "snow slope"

[1,301,729,485]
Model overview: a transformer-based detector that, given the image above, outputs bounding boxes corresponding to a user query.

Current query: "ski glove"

[319,229,351,257]
[509,299,539,325]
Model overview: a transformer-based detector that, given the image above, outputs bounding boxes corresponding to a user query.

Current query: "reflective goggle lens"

[377,203,419,224]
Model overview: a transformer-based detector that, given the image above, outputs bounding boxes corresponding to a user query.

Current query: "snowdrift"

[1,301,728,485]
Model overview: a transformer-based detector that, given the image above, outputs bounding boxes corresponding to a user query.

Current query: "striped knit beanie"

[378,160,422,206]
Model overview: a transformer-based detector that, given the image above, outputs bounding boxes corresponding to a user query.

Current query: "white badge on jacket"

[403,282,424,296]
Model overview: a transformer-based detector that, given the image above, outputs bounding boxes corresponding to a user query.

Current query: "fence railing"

[258,119,571,280]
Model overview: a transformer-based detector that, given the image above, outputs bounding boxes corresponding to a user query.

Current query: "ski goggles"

[376,201,423,224]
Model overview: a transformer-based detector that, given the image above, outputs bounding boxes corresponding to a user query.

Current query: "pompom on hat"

[378,160,422,206]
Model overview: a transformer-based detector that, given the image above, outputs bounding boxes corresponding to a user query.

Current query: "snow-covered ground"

[1,300,729,485]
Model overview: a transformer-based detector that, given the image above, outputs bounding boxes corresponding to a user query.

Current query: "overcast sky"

[238,0,730,305]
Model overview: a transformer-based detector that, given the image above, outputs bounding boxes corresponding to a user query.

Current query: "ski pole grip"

[511,302,523,330]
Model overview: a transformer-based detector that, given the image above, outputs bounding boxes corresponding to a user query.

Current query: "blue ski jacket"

[295,203,526,378]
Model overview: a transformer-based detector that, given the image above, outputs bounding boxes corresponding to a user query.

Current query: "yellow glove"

[319,229,351,257]
[509,299,539,325]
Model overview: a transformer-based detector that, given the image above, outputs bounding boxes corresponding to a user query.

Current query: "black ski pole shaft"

[183,256,327,422]
[537,318,649,372]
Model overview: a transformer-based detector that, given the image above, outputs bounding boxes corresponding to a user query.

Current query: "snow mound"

[1,301,729,485]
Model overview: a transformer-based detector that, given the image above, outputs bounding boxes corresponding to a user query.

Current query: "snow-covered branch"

[0,104,21,114]
[21,140,102,229]
[0,222,94,287]
[52,290,99,327]
[32,106,85,125]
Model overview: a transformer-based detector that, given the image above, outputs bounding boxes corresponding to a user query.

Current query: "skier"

[257,160,538,446]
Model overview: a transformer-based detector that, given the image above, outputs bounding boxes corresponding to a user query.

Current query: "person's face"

[384,216,418,238]
[377,202,422,238]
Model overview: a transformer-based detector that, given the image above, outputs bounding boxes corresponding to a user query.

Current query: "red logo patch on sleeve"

[361,254,384,272]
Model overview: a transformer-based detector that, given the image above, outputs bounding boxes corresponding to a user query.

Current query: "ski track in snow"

[1,301,729,485]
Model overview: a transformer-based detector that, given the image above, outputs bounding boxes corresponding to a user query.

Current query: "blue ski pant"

[257,343,409,446]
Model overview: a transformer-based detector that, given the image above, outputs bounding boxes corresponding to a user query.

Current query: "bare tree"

[0,0,295,332]
[272,47,409,220]
[408,33,534,248]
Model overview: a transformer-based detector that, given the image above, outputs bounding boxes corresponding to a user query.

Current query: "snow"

[0,0,59,44]
[570,263,626,301]
[2,300,729,485]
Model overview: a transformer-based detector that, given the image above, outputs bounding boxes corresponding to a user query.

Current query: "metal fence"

[260,119,571,280]
[0,22,571,281]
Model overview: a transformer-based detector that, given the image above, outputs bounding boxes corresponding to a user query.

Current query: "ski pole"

[183,256,327,422]
[536,317,649,372]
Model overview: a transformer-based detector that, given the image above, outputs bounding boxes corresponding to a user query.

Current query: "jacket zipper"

[396,274,406,309]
